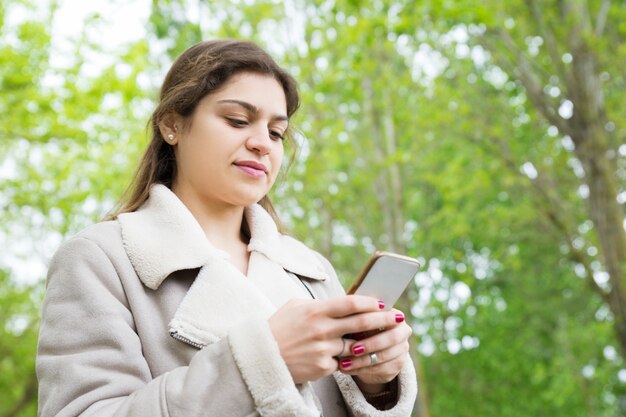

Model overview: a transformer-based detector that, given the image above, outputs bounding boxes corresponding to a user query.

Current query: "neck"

[172,187,247,251]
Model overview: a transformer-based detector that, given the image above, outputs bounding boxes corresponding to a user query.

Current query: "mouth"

[233,160,268,177]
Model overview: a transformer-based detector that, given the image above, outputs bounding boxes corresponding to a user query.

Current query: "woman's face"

[171,72,288,210]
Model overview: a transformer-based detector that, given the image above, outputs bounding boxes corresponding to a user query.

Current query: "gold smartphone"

[347,251,421,310]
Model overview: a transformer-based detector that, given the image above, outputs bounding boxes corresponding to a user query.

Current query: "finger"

[341,355,406,381]
[338,342,409,372]
[320,295,384,318]
[335,337,359,358]
[348,322,412,357]
[334,337,348,358]
[334,310,406,337]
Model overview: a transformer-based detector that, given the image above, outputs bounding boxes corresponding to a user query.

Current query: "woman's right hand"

[268,295,400,384]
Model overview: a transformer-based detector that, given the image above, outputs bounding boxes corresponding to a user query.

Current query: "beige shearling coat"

[37,184,417,417]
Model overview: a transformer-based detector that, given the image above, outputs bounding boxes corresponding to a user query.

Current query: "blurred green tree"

[1,0,623,416]
[1,1,154,415]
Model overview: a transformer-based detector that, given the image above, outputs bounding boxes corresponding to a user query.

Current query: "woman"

[37,39,417,417]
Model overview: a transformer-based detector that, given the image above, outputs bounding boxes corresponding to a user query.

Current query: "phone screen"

[348,252,420,310]
[344,252,420,340]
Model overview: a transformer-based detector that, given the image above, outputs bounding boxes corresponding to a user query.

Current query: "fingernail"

[340,358,352,368]
[353,344,365,355]
[395,313,405,323]
[378,300,385,309]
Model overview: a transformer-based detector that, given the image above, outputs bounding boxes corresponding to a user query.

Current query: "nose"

[245,128,272,155]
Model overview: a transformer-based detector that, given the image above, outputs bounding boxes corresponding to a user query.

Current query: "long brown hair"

[106,40,300,229]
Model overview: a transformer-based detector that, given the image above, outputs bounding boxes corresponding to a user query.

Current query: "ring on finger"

[369,352,378,365]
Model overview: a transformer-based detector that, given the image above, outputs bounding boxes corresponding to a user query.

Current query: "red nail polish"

[353,345,365,355]
[340,358,352,368]
[395,313,404,323]
[378,300,385,309]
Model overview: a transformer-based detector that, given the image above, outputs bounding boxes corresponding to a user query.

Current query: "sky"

[2,0,153,285]
[52,0,150,49]
[49,0,152,74]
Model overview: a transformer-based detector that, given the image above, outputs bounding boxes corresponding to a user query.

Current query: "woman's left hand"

[338,308,412,387]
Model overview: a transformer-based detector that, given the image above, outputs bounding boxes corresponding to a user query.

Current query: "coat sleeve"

[313,253,419,417]
[36,236,315,417]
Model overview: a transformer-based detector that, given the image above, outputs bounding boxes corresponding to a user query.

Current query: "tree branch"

[488,28,574,137]
[563,0,594,34]
[525,0,567,81]
[467,133,612,306]
[594,0,611,36]
[568,243,612,306]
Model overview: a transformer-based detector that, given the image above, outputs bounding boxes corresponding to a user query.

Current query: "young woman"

[37,39,417,417]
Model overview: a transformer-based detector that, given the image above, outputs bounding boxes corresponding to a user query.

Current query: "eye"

[270,130,285,141]
[226,118,248,128]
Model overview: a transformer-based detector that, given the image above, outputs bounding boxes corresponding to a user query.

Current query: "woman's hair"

[106,39,300,228]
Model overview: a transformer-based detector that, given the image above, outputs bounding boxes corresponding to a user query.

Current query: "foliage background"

[1,0,624,416]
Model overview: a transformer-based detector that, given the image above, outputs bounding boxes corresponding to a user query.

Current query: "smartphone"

[347,251,421,310]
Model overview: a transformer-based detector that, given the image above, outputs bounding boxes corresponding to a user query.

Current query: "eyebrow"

[217,99,289,122]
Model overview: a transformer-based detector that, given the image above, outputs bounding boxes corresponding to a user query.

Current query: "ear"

[158,113,182,145]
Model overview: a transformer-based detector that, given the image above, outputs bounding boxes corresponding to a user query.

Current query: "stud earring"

[166,134,175,142]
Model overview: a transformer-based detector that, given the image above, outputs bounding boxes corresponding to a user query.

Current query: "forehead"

[206,72,287,116]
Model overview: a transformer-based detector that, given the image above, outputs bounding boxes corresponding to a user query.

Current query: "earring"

[166,134,175,142]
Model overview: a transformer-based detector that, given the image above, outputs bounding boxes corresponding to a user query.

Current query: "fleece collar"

[118,184,328,290]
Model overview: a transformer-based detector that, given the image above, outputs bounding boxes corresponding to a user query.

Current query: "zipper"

[170,331,205,349]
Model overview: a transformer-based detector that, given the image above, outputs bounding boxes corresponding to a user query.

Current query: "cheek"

[175,138,217,178]
[177,141,203,168]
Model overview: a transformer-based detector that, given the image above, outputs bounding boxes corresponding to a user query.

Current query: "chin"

[225,183,272,207]
[229,193,267,208]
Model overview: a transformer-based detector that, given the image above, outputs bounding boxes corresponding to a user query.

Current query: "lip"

[233,160,268,177]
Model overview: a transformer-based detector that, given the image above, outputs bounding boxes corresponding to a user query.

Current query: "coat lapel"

[169,259,277,347]
[246,251,312,308]
[246,204,329,281]
[118,184,216,289]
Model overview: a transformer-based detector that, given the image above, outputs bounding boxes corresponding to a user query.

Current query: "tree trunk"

[488,0,626,359]
[573,127,626,358]
[563,7,626,359]
[362,71,431,417]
